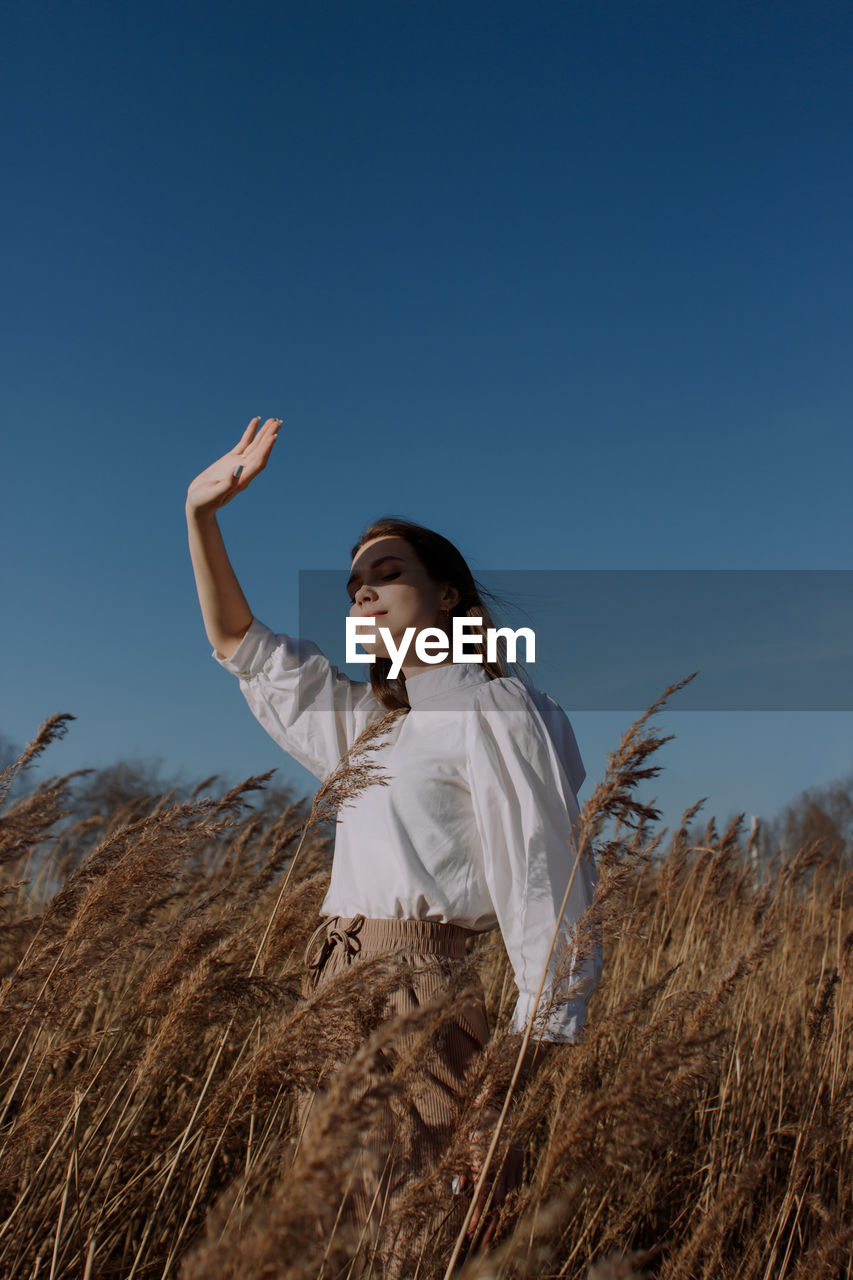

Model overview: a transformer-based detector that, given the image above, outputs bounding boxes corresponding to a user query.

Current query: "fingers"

[244,417,282,463]
[235,416,262,452]
[227,419,282,496]
[235,416,282,456]
[479,1213,498,1247]
[468,1193,506,1245]
[264,417,282,449]
[482,1211,502,1247]
[465,1148,523,1242]
[468,1196,500,1243]
[467,1176,492,1236]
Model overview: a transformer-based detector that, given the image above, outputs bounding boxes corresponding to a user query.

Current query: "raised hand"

[186,416,282,517]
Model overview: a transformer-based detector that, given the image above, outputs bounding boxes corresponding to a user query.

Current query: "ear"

[441,585,462,611]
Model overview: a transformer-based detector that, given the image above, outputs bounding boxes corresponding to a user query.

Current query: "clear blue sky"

[3,0,852,837]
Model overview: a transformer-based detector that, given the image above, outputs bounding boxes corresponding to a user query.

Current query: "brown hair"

[349,515,527,712]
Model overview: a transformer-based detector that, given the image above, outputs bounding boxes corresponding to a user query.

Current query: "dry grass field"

[1,685,851,1279]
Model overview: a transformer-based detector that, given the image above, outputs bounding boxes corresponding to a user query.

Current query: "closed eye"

[347,570,401,602]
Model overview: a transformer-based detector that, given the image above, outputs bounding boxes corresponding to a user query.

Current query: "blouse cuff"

[211,616,277,678]
[510,992,588,1044]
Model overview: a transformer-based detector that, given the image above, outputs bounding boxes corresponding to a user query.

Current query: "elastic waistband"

[303,913,475,975]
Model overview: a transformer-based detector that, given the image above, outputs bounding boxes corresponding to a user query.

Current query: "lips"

[362,611,387,619]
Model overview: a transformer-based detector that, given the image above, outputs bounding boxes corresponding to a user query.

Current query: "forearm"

[185,506,253,658]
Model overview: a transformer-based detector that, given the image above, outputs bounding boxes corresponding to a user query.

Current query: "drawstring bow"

[303,913,367,985]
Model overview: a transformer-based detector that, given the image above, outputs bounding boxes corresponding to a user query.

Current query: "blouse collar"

[402,661,492,708]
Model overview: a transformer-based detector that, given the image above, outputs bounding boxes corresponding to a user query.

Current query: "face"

[347,534,460,669]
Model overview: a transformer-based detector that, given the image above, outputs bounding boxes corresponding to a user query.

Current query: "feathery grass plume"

[127,713,406,1276]
[0,714,77,813]
[181,951,485,1279]
[246,707,406,980]
[0,779,77,870]
[244,865,332,975]
[577,671,701,863]
[241,796,312,892]
[124,716,403,1268]
[308,706,409,827]
[3,692,853,1279]
[115,724,405,1279]
[789,1205,853,1280]
[128,937,283,1097]
[584,1255,654,1280]
[444,672,699,1272]
[806,966,841,1043]
[453,671,837,1277]
[659,1151,774,1278]
[206,768,280,816]
[1,797,243,1034]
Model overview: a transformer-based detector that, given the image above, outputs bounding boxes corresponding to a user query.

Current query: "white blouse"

[213,616,602,1043]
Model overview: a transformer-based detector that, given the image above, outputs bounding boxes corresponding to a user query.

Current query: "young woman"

[186,416,601,1272]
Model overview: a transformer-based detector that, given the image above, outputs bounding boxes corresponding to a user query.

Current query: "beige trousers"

[293,914,492,1279]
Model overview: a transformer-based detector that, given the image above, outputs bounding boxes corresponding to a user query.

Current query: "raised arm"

[187,416,388,780]
[185,415,282,658]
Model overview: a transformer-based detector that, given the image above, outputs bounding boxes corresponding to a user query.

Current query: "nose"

[355,582,378,609]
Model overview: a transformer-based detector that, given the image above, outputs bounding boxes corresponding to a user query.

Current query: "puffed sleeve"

[465,679,602,1043]
[212,615,387,781]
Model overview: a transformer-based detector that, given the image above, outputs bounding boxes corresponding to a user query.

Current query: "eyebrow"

[346,555,406,594]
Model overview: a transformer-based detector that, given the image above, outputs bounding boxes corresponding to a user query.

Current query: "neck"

[399,655,457,680]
